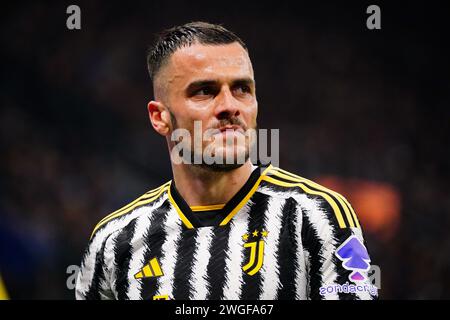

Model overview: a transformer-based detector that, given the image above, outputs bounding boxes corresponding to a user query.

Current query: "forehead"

[164,42,254,85]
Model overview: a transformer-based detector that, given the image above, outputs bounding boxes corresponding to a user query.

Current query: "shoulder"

[89,181,171,242]
[260,166,360,229]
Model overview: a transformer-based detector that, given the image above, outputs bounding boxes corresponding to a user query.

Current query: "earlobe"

[148,101,170,136]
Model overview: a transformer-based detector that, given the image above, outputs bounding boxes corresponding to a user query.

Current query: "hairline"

[152,40,250,101]
[153,40,248,83]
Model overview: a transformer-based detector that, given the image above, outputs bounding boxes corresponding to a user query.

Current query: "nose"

[214,86,240,120]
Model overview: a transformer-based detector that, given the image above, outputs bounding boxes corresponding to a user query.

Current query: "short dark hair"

[147,21,248,81]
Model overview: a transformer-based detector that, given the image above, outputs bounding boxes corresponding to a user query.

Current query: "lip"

[218,125,245,133]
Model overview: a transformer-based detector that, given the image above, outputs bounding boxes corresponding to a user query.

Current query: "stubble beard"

[170,111,256,173]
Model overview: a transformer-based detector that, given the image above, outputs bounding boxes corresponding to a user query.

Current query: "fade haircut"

[147,21,248,81]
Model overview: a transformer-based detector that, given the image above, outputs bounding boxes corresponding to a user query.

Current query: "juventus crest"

[242,229,268,275]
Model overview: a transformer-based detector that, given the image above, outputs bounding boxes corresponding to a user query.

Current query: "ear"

[147,100,172,136]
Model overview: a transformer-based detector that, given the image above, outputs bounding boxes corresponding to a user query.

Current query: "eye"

[194,87,214,97]
[234,84,252,95]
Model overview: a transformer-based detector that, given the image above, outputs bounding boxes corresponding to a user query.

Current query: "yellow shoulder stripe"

[96,181,171,227]
[262,174,347,229]
[271,168,360,229]
[90,182,170,239]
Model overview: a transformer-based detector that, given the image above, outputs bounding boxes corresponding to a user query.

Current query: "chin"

[216,146,248,164]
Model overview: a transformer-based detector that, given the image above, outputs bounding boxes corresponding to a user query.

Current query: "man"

[75,22,378,300]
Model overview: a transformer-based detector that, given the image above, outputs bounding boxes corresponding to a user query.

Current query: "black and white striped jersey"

[75,164,378,300]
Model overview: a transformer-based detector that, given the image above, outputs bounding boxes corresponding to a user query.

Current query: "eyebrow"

[185,78,255,92]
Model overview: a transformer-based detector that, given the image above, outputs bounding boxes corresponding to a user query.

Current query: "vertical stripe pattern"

[189,228,214,300]
[277,198,300,300]
[139,200,171,300]
[127,197,168,299]
[240,193,269,300]
[76,168,377,300]
[258,196,285,299]
[154,206,183,298]
[221,202,251,299]
[113,218,137,299]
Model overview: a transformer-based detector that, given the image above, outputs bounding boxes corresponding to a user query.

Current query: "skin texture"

[147,42,258,206]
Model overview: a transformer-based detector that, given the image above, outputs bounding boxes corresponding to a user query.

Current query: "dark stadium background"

[1,1,449,299]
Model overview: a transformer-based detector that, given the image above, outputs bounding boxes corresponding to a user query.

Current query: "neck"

[171,161,254,206]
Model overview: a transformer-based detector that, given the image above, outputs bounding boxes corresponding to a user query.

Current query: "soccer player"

[75,22,378,300]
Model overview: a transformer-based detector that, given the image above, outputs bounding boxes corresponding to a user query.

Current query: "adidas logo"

[134,257,164,279]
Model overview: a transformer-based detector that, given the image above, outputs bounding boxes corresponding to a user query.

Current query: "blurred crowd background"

[1,1,449,299]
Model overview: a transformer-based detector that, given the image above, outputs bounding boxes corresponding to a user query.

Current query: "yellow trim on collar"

[167,182,194,229]
[219,165,273,226]
[190,204,226,212]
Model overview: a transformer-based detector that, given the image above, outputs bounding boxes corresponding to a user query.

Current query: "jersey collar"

[168,164,272,228]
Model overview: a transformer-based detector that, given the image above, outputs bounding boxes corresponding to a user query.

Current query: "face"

[150,42,258,171]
